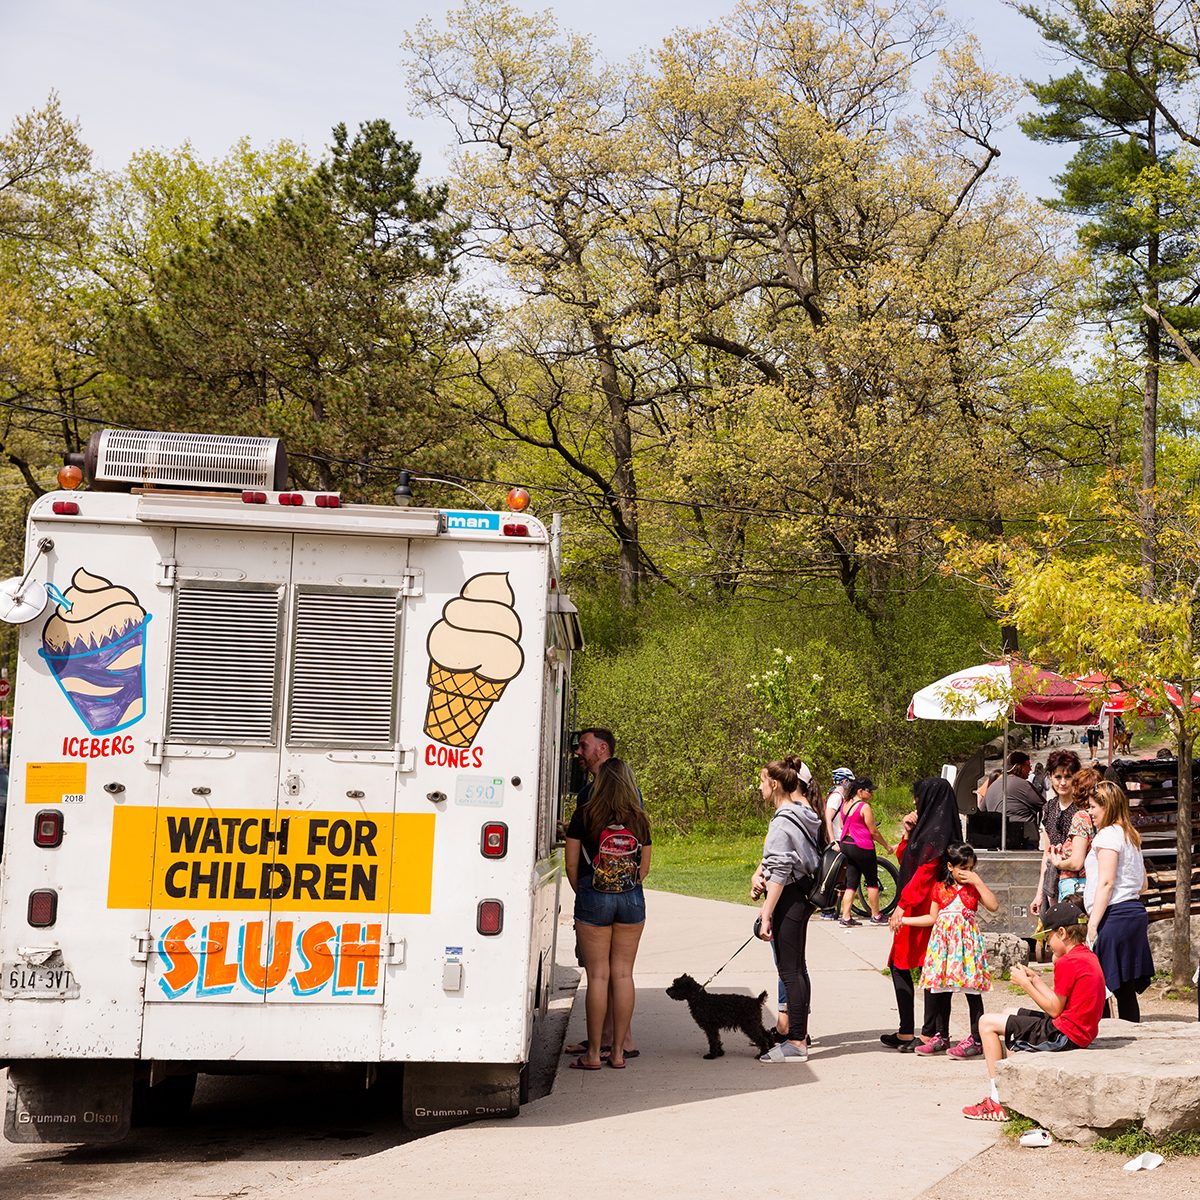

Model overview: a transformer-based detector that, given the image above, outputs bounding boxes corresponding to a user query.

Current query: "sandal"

[607,1057,626,1069]
[567,1057,603,1071]
[565,1040,612,1055]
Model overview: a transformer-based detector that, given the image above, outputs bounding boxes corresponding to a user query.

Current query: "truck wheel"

[131,1071,198,1126]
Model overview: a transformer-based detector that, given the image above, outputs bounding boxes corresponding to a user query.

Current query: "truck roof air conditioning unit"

[82,429,289,492]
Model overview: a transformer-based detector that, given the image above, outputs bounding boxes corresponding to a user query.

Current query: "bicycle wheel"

[850,857,899,919]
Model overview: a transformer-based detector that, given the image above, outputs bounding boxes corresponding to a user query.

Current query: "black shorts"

[1004,1008,1080,1053]
[840,841,879,891]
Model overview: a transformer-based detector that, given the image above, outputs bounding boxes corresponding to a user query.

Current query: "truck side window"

[166,585,284,744]
[286,589,399,748]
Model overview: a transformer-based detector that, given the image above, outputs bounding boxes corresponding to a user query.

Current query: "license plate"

[2,961,80,999]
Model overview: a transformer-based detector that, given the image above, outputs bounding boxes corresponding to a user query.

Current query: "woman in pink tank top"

[838,779,895,927]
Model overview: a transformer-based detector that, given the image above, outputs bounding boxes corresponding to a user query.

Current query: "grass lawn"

[651,831,764,906]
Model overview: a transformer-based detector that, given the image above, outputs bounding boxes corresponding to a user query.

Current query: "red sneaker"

[962,1097,1008,1121]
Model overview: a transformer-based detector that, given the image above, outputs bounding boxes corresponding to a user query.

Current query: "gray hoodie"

[760,802,822,886]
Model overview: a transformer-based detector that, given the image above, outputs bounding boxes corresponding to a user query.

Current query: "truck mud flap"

[4,1060,134,1144]
[402,1062,521,1132]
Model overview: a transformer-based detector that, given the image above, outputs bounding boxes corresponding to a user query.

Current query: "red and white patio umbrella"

[907,660,1099,725]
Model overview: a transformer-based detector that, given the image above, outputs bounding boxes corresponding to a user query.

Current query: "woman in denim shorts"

[564,759,651,1070]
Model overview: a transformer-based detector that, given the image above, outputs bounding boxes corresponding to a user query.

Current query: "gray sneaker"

[759,1042,808,1063]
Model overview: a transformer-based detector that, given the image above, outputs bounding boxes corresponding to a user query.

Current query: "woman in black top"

[564,758,651,1069]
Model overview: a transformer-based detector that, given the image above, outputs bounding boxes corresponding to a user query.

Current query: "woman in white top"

[1082,781,1154,1022]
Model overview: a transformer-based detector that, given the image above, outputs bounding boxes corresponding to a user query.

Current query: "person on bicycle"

[837,778,894,927]
[820,767,855,919]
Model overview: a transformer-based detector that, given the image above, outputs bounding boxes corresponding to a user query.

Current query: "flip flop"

[567,1057,602,1071]
[607,1057,626,1069]
[565,1040,612,1055]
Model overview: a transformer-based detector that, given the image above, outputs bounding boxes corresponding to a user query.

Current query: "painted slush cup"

[39,568,150,733]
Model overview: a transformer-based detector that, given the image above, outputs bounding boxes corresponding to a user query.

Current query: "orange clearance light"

[506,487,530,512]
[58,465,83,490]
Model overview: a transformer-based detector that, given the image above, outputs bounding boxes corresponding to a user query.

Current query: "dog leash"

[700,935,756,989]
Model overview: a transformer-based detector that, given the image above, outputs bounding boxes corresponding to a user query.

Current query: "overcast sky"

[1,0,1071,199]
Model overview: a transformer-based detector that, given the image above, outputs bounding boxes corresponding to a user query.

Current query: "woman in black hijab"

[880,777,961,1051]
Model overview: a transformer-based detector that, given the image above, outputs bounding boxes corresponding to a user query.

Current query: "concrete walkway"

[271,889,999,1199]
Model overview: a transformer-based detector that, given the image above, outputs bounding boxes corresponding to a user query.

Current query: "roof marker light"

[52,501,80,515]
[242,491,267,504]
[502,523,528,537]
[278,493,304,506]
[315,494,341,508]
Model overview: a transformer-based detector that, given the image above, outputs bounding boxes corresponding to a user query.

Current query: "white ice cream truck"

[0,429,581,1142]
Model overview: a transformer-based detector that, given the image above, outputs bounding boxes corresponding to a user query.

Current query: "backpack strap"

[838,799,865,838]
[773,807,822,859]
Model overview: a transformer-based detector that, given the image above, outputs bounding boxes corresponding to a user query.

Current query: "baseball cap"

[831,767,854,783]
[796,761,813,786]
[1032,901,1087,939]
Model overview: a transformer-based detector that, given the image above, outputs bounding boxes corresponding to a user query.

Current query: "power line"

[0,398,1129,528]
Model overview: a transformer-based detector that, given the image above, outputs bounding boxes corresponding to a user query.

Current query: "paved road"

[0,891,999,1199]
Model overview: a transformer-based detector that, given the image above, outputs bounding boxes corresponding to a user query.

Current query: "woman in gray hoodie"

[755,758,822,1063]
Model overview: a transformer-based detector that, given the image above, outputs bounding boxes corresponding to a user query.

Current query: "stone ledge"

[996,1019,1200,1144]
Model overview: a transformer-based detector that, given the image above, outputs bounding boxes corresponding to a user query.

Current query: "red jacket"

[889,850,940,971]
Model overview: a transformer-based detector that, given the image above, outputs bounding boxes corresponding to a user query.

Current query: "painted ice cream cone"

[40,568,150,733]
[424,573,523,747]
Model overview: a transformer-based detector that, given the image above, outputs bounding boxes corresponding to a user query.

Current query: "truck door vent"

[166,586,283,743]
[287,590,399,747]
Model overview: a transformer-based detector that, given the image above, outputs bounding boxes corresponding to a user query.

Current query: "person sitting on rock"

[962,901,1107,1121]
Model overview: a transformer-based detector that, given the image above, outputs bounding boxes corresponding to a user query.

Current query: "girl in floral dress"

[900,843,999,1058]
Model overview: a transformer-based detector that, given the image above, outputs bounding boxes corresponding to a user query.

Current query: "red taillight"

[242,491,267,504]
[28,890,58,927]
[34,810,63,848]
[502,523,528,537]
[480,822,508,859]
[52,501,79,515]
[278,493,304,506]
[477,899,504,935]
[315,494,341,508]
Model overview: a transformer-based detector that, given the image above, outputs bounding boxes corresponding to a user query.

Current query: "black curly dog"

[666,973,774,1059]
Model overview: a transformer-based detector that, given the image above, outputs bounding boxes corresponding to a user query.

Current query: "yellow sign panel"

[108,807,436,914]
[26,762,87,805]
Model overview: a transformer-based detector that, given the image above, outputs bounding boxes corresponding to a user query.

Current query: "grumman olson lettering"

[0,430,582,1143]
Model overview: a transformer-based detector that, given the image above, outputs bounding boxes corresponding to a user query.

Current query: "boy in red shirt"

[963,901,1107,1121]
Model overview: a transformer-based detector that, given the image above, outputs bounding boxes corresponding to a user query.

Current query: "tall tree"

[411,1,1068,610]
[1017,0,1200,590]
[407,2,658,605]
[0,95,96,502]
[107,120,474,498]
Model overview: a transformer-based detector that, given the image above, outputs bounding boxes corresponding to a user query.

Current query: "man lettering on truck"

[564,727,641,1061]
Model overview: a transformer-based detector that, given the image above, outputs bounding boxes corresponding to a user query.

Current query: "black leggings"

[889,959,937,1037]
[840,841,880,891]
[928,991,984,1041]
[1110,980,1141,1023]
[774,883,814,1040]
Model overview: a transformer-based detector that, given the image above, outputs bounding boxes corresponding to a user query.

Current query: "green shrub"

[571,582,995,833]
